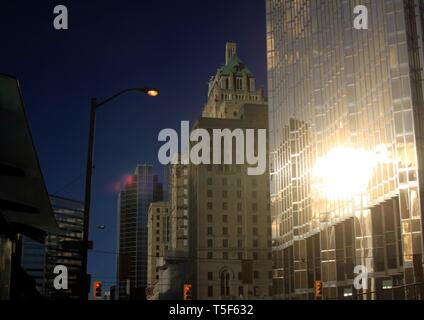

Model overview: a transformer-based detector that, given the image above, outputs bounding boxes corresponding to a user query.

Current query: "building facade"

[147,201,170,291]
[266,0,424,299]
[20,196,84,300]
[189,43,273,300]
[170,157,190,254]
[117,165,163,299]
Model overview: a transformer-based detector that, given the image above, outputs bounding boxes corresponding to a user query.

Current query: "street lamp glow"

[146,89,159,97]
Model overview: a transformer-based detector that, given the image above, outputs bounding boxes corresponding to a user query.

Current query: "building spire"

[225,42,237,65]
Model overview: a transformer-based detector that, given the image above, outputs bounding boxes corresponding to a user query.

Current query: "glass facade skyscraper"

[117,165,163,299]
[266,0,424,299]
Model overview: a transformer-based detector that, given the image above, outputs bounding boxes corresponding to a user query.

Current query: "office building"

[20,196,84,300]
[170,157,190,254]
[147,201,170,291]
[117,165,163,299]
[266,0,424,299]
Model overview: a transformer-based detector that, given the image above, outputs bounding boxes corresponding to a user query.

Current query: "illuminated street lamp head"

[141,88,160,97]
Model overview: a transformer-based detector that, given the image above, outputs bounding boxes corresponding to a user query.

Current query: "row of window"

[206,285,263,298]
[207,227,260,236]
[204,251,271,261]
[207,177,258,186]
[206,202,261,211]
[207,190,259,199]
[207,214,260,224]
[207,239,263,249]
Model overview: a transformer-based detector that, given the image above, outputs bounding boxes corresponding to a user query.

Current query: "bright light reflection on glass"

[313,146,388,200]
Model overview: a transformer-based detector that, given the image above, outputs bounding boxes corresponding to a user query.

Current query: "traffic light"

[93,281,102,299]
[183,284,193,300]
[314,280,323,299]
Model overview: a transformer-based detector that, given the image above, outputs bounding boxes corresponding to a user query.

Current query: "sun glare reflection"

[313,146,388,200]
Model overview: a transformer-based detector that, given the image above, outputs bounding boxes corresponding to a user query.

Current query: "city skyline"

[2,0,424,304]
[0,0,268,294]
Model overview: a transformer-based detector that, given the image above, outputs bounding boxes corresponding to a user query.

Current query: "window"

[207,202,213,210]
[237,227,243,235]
[252,178,257,187]
[254,271,259,279]
[208,272,213,281]
[223,240,228,248]
[253,228,258,236]
[253,252,258,260]
[222,190,228,198]
[220,271,231,297]
[238,252,243,260]
[208,286,214,297]
[238,240,243,248]
[207,190,213,197]
[254,287,259,296]
[208,252,213,259]
[222,202,228,210]
[207,215,213,223]
[236,78,243,90]
[207,239,213,248]
[223,227,228,235]
[223,252,228,260]
[208,227,213,235]
[237,203,242,211]
[238,286,244,296]
[237,190,242,199]
[222,215,228,223]
[237,216,243,224]
[237,179,242,187]
[222,178,228,186]
[252,191,257,199]
[252,203,258,211]
[253,240,259,248]
[252,215,258,224]
[207,178,213,185]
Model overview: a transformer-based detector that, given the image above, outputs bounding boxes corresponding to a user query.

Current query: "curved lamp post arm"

[95,88,159,109]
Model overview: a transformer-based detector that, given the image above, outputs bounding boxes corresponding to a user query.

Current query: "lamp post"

[81,87,159,301]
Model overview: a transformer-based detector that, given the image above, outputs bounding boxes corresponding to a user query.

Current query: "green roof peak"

[219,54,253,77]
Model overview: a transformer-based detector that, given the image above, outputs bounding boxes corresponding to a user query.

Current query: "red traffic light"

[93,281,103,299]
[183,284,193,300]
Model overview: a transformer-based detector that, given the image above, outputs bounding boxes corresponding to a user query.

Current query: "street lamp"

[81,87,159,301]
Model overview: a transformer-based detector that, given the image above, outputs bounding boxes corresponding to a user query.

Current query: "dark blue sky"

[0,0,267,291]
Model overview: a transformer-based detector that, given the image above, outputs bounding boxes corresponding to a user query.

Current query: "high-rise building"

[117,165,162,299]
[147,201,170,292]
[20,196,83,300]
[266,0,424,299]
[170,156,190,254]
[44,196,84,299]
[189,43,273,300]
